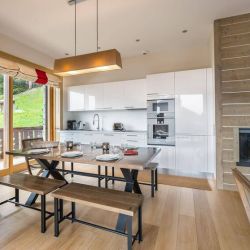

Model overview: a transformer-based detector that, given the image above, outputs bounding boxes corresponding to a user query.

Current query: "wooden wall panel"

[214,13,250,190]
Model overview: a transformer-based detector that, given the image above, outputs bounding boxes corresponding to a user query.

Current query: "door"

[85,84,103,110]
[151,146,176,169]
[67,85,85,111]
[175,135,208,173]
[175,69,207,135]
[123,79,146,109]
[146,72,175,99]
[103,82,125,110]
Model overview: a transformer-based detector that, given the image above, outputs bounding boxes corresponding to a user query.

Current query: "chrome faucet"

[93,113,100,130]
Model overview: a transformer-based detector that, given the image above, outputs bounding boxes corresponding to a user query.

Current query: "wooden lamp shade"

[54,49,122,76]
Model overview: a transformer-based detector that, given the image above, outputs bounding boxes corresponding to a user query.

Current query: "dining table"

[6,144,160,233]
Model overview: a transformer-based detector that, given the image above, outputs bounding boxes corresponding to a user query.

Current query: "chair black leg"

[151,170,155,197]
[105,166,108,188]
[127,216,133,250]
[98,165,101,187]
[59,199,64,221]
[71,162,74,178]
[155,169,158,191]
[71,202,76,223]
[54,198,59,237]
[112,167,115,185]
[62,162,65,177]
[138,206,143,242]
[41,195,46,233]
[15,188,19,207]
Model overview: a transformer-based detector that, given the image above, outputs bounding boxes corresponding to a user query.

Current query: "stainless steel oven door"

[147,99,175,119]
[147,118,175,145]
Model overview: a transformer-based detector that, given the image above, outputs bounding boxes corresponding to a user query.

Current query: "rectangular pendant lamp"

[54,49,122,76]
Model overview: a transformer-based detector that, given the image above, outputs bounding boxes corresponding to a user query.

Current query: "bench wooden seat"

[0,173,66,195]
[51,182,144,250]
[0,173,66,233]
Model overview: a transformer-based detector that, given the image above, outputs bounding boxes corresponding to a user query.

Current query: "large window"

[0,74,5,170]
[12,78,47,166]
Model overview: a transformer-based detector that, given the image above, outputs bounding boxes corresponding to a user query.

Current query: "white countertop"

[60,130,147,134]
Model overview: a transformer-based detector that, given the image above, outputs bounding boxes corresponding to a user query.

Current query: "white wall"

[64,109,147,131]
[0,33,54,69]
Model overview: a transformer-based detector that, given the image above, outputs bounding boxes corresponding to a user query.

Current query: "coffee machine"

[67,120,77,130]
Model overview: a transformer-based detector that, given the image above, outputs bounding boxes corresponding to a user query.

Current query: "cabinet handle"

[147,93,159,95]
[127,134,137,137]
[103,107,112,110]
[124,106,134,109]
[104,134,114,136]
[127,140,138,142]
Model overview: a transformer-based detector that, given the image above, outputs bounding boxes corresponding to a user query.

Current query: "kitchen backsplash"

[64,110,147,131]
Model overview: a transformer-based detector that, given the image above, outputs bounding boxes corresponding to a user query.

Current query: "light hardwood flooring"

[0,168,249,250]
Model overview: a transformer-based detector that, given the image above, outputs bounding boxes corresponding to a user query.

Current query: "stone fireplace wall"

[214,13,250,190]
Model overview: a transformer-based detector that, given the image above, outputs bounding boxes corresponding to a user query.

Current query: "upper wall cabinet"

[103,81,125,110]
[146,72,175,99]
[123,79,146,109]
[175,69,208,135]
[85,84,103,110]
[67,86,85,111]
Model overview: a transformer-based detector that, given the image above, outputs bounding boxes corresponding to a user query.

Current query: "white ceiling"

[0,0,250,60]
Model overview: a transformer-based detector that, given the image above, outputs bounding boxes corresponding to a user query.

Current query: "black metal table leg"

[71,162,74,178]
[112,167,115,185]
[151,169,155,197]
[54,198,59,237]
[15,188,19,207]
[98,165,101,187]
[62,162,65,177]
[41,195,46,233]
[71,202,76,223]
[59,199,64,221]
[138,206,142,242]
[105,166,108,188]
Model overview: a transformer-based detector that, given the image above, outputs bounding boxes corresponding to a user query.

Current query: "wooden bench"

[51,182,144,250]
[105,163,158,197]
[0,173,66,233]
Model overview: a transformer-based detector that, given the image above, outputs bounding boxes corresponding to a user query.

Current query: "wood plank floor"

[0,169,249,250]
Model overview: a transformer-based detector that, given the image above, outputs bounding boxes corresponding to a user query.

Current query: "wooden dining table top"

[6,145,161,171]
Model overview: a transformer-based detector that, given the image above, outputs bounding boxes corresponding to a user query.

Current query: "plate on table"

[26,149,50,154]
[96,154,120,162]
[61,151,83,158]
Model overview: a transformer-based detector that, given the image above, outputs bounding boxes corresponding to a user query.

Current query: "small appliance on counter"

[113,123,125,131]
[67,120,77,130]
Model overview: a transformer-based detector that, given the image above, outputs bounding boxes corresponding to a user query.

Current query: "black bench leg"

[151,170,155,197]
[138,206,142,242]
[112,167,115,185]
[62,162,65,177]
[15,188,19,207]
[127,216,133,250]
[105,166,108,188]
[155,168,158,191]
[41,195,46,233]
[54,198,59,237]
[98,165,101,187]
[59,199,64,221]
[71,202,76,223]
[71,162,74,178]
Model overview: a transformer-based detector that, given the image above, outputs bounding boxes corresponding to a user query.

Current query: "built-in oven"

[147,99,175,119]
[147,118,175,146]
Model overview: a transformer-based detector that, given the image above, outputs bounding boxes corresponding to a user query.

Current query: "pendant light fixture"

[54,0,122,76]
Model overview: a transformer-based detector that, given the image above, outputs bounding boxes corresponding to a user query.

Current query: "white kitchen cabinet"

[175,135,207,173]
[146,72,175,99]
[102,133,122,145]
[103,82,125,110]
[85,84,103,110]
[122,133,147,147]
[67,86,85,111]
[151,146,175,169]
[175,69,208,135]
[123,79,146,109]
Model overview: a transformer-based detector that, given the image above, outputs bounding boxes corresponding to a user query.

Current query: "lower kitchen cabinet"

[175,135,208,173]
[151,146,176,169]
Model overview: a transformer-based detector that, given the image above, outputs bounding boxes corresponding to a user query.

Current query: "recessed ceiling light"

[136,39,140,42]
[182,29,188,33]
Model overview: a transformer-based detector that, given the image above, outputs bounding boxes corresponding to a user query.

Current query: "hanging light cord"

[75,0,77,56]
[96,0,99,52]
